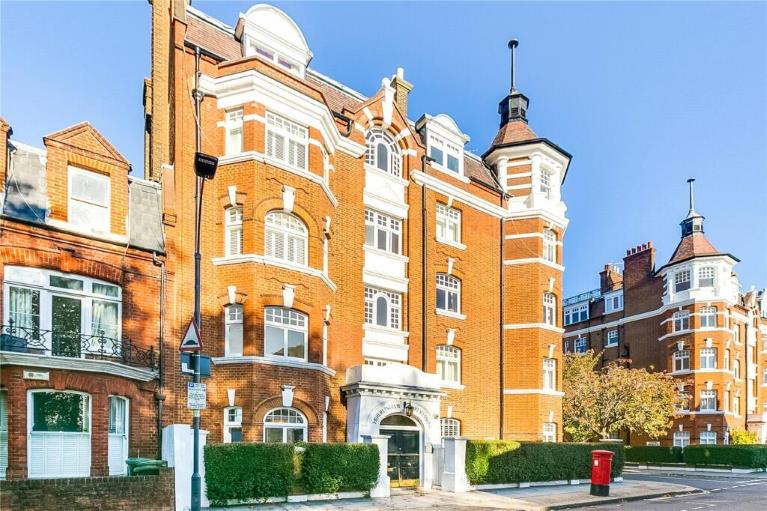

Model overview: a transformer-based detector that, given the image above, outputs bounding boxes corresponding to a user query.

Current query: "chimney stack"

[391,67,413,119]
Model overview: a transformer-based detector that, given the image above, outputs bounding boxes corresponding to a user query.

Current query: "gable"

[44,122,128,164]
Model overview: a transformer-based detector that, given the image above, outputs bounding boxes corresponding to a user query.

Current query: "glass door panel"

[51,296,81,357]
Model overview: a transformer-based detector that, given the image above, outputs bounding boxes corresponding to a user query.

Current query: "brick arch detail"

[433,265,466,282]
[1,246,124,284]
[253,396,320,426]
[361,117,419,153]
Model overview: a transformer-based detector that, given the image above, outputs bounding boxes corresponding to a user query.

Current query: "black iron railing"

[0,320,156,370]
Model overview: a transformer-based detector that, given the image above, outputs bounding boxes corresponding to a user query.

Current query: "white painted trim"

[411,170,508,218]
[435,237,467,251]
[212,254,337,291]
[504,323,565,334]
[440,382,465,391]
[211,355,336,376]
[506,184,532,191]
[503,389,565,397]
[504,258,565,272]
[0,352,157,382]
[217,151,338,207]
[45,219,128,245]
[564,298,697,338]
[506,171,532,178]
[436,310,466,321]
[505,232,543,240]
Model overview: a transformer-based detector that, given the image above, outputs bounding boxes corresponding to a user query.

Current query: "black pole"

[191,45,203,511]
[508,39,519,93]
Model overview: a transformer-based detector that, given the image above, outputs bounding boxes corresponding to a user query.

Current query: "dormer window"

[365,129,400,177]
[68,166,110,233]
[429,135,462,175]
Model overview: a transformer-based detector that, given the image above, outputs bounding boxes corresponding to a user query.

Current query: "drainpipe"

[499,207,505,439]
[420,154,436,372]
[153,252,166,457]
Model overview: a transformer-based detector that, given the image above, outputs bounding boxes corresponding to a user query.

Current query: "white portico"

[343,363,443,489]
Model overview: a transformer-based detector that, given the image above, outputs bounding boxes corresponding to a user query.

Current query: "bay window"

[699,306,717,328]
[264,307,307,360]
[264,408,306,443]
[674,270,691,292]
[700,390,717,411]
[673,311,690,332]
[700,348,717,369]
[543,229,557,263]
[264,211,308,266]
[225,207,243,257]
[698,266,715,287]
[266,112,308,170]
[225,304,243,357]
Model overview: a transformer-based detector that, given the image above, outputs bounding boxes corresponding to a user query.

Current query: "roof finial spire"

[508,39,519,93]
[687,178,696,214]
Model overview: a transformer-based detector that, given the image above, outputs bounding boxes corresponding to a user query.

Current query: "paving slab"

[206,480,700,511]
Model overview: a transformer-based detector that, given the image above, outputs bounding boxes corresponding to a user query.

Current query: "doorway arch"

[379,414,421,488]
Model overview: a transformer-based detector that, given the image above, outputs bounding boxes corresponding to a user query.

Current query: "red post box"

[589,450,614,496]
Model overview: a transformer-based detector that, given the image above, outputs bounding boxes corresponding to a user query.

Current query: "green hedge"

[301,443,379,494]
[466,441,624,485]
[682,445,767,469]
[625,446,683,464]
[204,443,296,505]
[204,442,380,504]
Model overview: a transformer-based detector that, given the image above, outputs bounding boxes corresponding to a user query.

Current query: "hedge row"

[204,442,379,505]
[466,441,624,485]
[625,445,767,468]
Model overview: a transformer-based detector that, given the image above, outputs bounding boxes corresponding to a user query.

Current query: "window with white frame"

[3,267,121,357]
[223,407,242,443]
[724,349,730,370]
[606,329,619,347]
[724,390,730,412]
[365,129,400,176]
[673,311,691,332]
[364,287,401,329]
[543,293,556,326]
[543,358,556,390]
[699,307,717,328]
[674,270,691,292]
[436,274,461,314]
[575,337,588,353]
[68,166,110,233]
[224,304,243,357]
[364,210,400,254]
[263,408,306,443]
[543,229,557,263]
[436,203,461,245]
[733,324,740,344]
[700,348,717,369]
[225,108,244,155]
[604,293,623,313]
[734,395,740,415]
[700,390,717,411]
[436,345,461,383]
[264,211,308,266]
[264,307,307,360]
[699,431,716,445]
[698,266,715,287]
[542,422,556,442]
[673,350,690,372]
[539,169,552,199]
[440,418,460,438]
[673,431,690,448]
[225,207,243,257]
[734,358,741,379]
[564,304,589,325]
[675,389,690,412]
[265,112,308,170]
[429,135,461,174]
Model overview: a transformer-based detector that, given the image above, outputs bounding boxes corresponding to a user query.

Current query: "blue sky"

[2,1,765,295]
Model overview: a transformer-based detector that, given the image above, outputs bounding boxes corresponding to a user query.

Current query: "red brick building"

[563,180,767,446]
[0,120,167,479]
[147,2,572,487]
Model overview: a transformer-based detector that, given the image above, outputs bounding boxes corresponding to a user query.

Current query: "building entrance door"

[380,414,420,488]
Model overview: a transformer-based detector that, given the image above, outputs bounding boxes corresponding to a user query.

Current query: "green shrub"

[625,446,683,464]
[682,445,767,469]
[466,441,624,485]
[301,443,379,494]
[204,443,295,505]
[731,430,758,445]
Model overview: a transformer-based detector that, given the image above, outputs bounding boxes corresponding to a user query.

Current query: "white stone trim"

[503,389,565,397]
[411,170,508,218]
[211,355,335,376]
[0,352,157,382]
[212,254,337,291]
[505,232,543,240]
[504,323,565,334]
[436,237,467,251]
[565,298,696,338]
[436,310,467,321]
[504,258,565,272]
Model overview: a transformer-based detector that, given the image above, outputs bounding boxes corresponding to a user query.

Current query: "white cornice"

[410,170,508,218]
[211,355,335,376]
[565,299,696,338]
[504,258,565,272]
[0,352,157,382]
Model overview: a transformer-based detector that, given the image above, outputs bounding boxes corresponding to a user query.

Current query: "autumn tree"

[563,350,683,442]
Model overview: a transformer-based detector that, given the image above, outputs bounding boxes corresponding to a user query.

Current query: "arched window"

[436,274,461,314]
[440,418,460,438]
[543,292,556,326]
[264,307,307,360]
[225,206,243,257]
[365,129,401,176]
[364,287,401,329]
[264,408,307,443]
[436,345,461,383]
[543,229,557,263]
[264,211,308,266]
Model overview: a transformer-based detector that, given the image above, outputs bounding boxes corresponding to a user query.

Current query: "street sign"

[179,320,203,352]
[187,382,207,410]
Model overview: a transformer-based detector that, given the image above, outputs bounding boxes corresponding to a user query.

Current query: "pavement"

[206,478,700,510]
